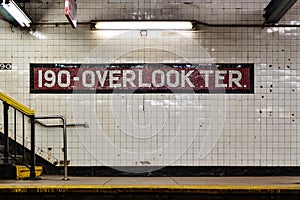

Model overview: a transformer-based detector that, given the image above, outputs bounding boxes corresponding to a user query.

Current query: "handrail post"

[61,116,69,181]
[30,115,36,178]
[3,102,9,164]
[14,109,17,159]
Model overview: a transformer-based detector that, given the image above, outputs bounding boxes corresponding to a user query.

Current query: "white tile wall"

[0,1,299,169]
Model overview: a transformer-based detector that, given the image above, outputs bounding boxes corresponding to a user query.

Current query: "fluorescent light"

[0,0,31,27]
[93,21,193,30]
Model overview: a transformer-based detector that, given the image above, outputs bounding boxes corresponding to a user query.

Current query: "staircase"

[0,143,42,179]
[0,92,86,180]
[0,92,43,179]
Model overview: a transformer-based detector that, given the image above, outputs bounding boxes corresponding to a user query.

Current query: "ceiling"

[8,0,297,26]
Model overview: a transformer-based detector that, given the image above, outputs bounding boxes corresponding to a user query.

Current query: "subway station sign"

[0,63,12,70]
[30,63,254,94]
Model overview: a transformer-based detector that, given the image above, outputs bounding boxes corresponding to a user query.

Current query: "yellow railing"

[0,92,34,116]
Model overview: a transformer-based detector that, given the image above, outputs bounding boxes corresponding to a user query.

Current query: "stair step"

[0,154,25,166]
[0,154,24,160]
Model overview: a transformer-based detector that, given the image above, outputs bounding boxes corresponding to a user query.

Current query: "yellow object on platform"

[0,92,34,116]
[15,165,43,180]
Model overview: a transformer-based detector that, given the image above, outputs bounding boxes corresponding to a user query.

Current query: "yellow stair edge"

[15,165,43,180]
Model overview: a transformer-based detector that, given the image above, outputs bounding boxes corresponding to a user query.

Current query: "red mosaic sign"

[30,63,254,93]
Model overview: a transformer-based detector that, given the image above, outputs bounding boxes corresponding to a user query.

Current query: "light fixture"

[92,21,194,30]
[0,0,32,27]
[263,0,297,24]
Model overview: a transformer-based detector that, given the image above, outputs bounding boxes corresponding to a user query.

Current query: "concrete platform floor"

[0,176,300,194]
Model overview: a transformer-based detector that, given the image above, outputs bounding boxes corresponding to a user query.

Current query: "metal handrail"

[0,92,34,116]
[35,120,89,129]
[34,118,88,180]
[34,116,69,180]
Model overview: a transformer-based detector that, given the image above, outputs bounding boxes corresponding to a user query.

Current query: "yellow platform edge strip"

[0,92,34,116]
[0,185,300,193]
